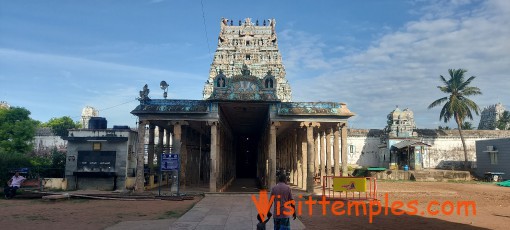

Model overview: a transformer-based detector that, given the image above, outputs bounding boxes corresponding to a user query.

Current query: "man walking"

[270,173,296,230]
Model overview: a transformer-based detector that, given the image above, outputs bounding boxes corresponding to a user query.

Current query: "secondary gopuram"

[131,18,355,193]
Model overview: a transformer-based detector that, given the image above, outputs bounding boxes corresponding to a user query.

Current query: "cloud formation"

[280,0,510,129]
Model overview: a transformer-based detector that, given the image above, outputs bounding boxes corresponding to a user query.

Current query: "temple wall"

[345,136,381,167]
[346,129,510,169]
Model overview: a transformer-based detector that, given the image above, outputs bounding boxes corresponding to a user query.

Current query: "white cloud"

[283,0,510,129]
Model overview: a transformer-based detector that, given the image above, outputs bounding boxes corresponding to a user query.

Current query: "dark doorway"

[236,135,258,178]
[219,102,269,179]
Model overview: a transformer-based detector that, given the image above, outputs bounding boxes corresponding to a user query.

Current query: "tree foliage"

[428,69,482,169]
[0,107,38,154]
[461,121,474,130]
[497,110,510,130]
[438,126,451,130]
[41,116,79,137]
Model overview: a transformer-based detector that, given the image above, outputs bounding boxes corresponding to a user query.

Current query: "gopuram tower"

[203,18,292,102]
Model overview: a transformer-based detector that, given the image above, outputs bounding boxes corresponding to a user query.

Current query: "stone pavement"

[170,194,306,230]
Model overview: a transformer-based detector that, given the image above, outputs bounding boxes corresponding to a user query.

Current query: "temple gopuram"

[131,18,355,193]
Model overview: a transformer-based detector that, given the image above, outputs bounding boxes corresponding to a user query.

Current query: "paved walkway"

[170,194,306,230]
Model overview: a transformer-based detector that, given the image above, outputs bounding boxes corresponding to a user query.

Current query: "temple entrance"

[218,102,269,181]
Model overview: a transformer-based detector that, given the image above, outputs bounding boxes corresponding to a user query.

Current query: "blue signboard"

[161,153,179,171]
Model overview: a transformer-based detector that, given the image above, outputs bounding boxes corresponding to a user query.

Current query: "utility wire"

[200,0,211,56]
[68,99,137,120]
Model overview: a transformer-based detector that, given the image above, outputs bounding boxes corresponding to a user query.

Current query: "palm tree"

[461,121,474,130]
[428,69,482,169]
[497,110,510,130]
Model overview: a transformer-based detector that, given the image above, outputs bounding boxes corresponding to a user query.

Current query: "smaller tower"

[385,106,417,138]
[478,103,505,130]
[0,101,10,109]
[81,106,99,129]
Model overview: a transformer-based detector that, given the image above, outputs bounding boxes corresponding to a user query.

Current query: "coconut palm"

[497,110,510,130]
[428,69,482,169]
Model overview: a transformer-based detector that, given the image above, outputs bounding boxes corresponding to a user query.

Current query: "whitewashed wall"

[422,136,496,169]
[344,136,381,167]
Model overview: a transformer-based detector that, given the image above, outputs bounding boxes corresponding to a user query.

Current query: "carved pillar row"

[341,122,348,176]
[135,120,146,192]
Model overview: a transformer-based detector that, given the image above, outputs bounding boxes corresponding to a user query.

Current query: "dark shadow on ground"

[224,178,260,193]
[299,199,487,230]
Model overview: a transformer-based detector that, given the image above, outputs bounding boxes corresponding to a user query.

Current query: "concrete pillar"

[269,122,278,187]
[333,125,340,176]
[135,121,146,192]
[326,128,332,176]
[341,123,348,176]
[209,122,218,192]
[148,124,155,169]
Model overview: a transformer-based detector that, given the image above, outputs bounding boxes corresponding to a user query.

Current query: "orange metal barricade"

[322,176,378,201]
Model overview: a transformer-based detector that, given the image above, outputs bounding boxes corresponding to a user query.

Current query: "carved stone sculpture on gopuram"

[203,17,292,102]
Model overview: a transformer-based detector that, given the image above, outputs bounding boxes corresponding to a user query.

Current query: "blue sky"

[1,0,509,129]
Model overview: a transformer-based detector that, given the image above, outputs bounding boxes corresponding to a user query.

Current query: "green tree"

[428,69,482,169]
[42,116,79,137]
[497,110,510,130]
[461,121,474,130]
[438,125,451,130]
[0,107,38,154]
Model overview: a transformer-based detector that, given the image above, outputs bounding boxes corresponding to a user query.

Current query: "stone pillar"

[148,124,155,169]
[269,121,278,187]
[333,125,340,176]
[314,132,319,180]
[292,130,298,186]
[209,122,218,192]
[320,131,326,181]
[135,121,146,192]
[172,122,184,186]
[326,128,332,176]
[341,123,348,176]
[296,129,304,189]
[302,122,319,193]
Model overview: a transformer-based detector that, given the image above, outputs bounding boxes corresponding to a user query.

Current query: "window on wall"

[349,145,355,154]
[490,152,498,165]
[486,146,498,165]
